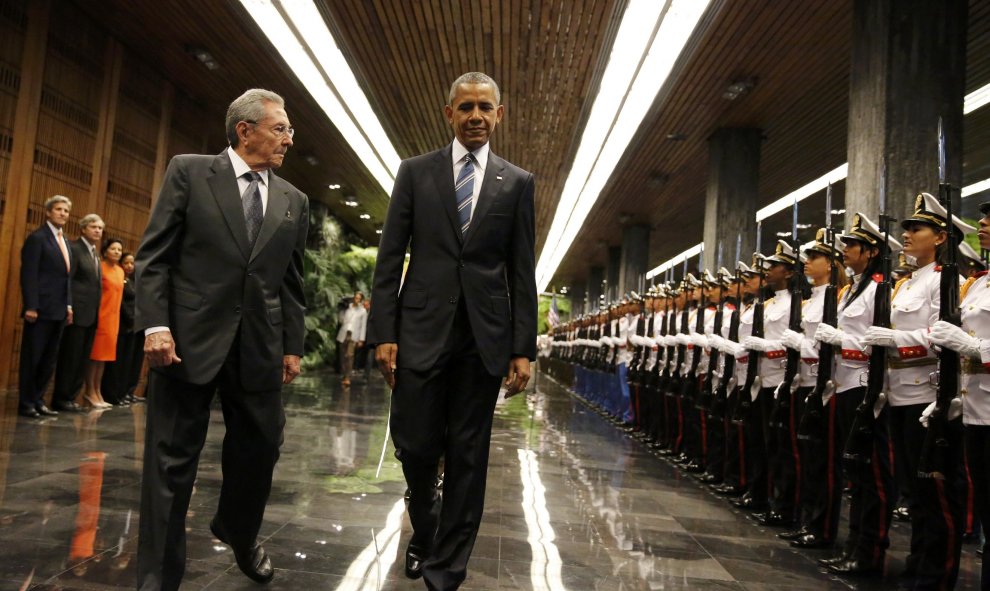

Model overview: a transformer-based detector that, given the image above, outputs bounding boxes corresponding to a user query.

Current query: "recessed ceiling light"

[666,133,686,141]
[328,184,341,190]
[359,213,371,220]
[376,229,383,235]
[185,45,220,71]
[343,199,359,207]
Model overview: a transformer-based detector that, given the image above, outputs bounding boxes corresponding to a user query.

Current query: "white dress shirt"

[336,304,368,343]
[451,138,489,224]
[227,146,269,215]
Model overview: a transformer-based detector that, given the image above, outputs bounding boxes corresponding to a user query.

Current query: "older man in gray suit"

[134,89,308,591]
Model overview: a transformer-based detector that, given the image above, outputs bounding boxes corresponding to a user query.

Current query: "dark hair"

[101,238,123,257]
[842,241,884,309]
[121,251,135,261]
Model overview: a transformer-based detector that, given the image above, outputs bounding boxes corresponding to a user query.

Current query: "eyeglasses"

[243,119,295,139]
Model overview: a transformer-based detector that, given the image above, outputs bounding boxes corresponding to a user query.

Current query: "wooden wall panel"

[0,0,25,229]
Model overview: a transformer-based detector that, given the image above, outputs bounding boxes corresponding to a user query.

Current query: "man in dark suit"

[134,89,308,591]
[51,213,104,412]
[368,72,537,590]
[17,194,73,418]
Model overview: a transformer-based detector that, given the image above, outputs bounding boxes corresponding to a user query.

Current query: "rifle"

[798,190,839,441]
[918,119,961,480]
[843,162,893,465]
[770,202,806,430]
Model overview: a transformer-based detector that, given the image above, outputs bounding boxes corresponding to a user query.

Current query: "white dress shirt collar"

[46,221,63,239]
[227,146,269,185]
[451,138,490,172]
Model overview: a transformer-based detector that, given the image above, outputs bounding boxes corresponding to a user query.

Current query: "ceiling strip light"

[755,163,849,222]
[646,242,703,280]
[964,82,990,115]
[238,0,400,195]
[962,177,990,198]
[535,0,713,292]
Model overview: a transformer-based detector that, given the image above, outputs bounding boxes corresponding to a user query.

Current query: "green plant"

[302,211,378,369]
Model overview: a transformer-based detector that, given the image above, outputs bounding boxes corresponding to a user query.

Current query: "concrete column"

[605,246,621,301]
[586,266,604,313]
[845,0,967,226]
[618,224,650,295]
[703,128,762,270]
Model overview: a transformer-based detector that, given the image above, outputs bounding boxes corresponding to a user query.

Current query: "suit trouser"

[52,323,96,405]
[18,318,64,411]
[390,306,502,591]
[137,345,285,591]
[964,425,990,589]
[836,388,894,565]
[889,403,964,590]
[799,393,842,543]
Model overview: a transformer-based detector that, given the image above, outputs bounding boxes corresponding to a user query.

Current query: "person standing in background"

[52,214,104,413]
[336,291,367,386]
[102,252,145,405]
[17,195,73,418]
[83,238,125,409]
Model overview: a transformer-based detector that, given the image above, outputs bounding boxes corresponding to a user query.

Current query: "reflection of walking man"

[368,72,537,590]
[135,89,308,590]
[337,291,367,385]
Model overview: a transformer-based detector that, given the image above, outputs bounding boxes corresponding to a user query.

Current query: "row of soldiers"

[542,192,990,589]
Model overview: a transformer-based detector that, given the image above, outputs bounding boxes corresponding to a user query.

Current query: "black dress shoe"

[791,533,832,549]
[817,553,849,567]
[714,485,744,497]
[36,405,58,416]
[777,527,809,541]
[53,401,82,412]
[210,518,274,583]
[892,506,910,522]
[405,544,427,580]
[683,461,705,473]
[18,407,40,418]
[827,557,882,576]
[759,511,795,527]
[732,496,767,511]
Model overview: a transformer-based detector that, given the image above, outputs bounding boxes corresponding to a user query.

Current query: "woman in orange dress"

[83,238,125,409]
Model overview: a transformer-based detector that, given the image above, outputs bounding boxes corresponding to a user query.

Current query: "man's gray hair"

[225,89,285,147]
[79,213,104,229]
[448,72,501,105]
[44,195,72,211]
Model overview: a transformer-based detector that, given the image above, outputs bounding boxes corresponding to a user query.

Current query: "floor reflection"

[0,367,981,590]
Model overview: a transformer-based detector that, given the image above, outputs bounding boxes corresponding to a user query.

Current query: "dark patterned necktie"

[455,154,476,235]
[242,171,264,244]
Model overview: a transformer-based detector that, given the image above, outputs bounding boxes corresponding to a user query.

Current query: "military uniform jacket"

[760,290,791,388]
[735,301,755,387]
[960,272,990,425]
[888,261,940,406]
[795,284,827,385]
[834,274,877,394]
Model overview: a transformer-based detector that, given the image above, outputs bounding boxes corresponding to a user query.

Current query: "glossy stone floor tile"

[0,367,984,590]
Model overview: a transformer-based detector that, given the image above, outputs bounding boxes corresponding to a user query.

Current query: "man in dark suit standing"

[17,195,73,418]
[368,72,537,590]
[134,89,308,591]
[51,213,104,412]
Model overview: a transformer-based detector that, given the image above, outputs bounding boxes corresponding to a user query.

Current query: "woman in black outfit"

[101,252,145,405]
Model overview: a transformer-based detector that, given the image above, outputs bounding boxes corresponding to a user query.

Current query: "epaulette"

[961,275,979,301]
[892,276,910,301]
[934,265,942,272]
[976,270,989,279]
[871,273,883,283]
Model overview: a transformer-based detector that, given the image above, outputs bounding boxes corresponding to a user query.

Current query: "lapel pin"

[286,210,292,220]
[496,175,503,181]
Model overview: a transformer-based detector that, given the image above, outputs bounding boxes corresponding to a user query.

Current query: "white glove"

[743,336,770,352]
[691,333,708,348]
[675,334,690,346]
[728,342,747,359]
[709,335,725,351]
[919,397,963,427]
[781,329,805,351]
[814,323,843,346]
[863,326,896,348]
[929,320,981,358]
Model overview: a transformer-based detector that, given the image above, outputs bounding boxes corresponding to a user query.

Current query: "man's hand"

[376,343,398,388]
[357,341,365,348]
[145,331,182,367]
[24,310,38,323]
[283,355,302,384]
[66,308,73,326]
[504,356,531,398]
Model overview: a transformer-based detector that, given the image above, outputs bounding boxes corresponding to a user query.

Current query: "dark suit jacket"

[135,151,309,391]
[68,238,101,327]
[20,225,72,321]
[367,143,537,376]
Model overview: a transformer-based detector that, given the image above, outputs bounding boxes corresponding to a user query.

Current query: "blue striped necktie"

[455,154,476,235]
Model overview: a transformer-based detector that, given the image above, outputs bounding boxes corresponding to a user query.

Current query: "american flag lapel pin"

[286,209,292,220]
[496,175,503,181]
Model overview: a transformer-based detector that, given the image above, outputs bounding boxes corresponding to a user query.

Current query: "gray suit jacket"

[367,143,537,376]
[135,151,308,390]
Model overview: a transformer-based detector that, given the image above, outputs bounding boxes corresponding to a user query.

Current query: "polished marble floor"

[0,366,983,590]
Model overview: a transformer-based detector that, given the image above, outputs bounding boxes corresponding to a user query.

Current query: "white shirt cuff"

[145,326,170,336]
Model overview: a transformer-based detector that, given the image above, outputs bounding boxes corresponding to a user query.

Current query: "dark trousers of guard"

[705,408,726,482]
[18,318,64,412]
[646,377,665,445]
[798,394,842,544]
[723,388,747,490]
[683,376,705,463]
[390,300,503,591]
[668,384,685,454]
[769,387,802,522]
[835,388,894,566]
[742,387,775,509]
[137,334,285,591]
[52,323,96,405]
[964,425,990,588]
[889,404,964,590]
